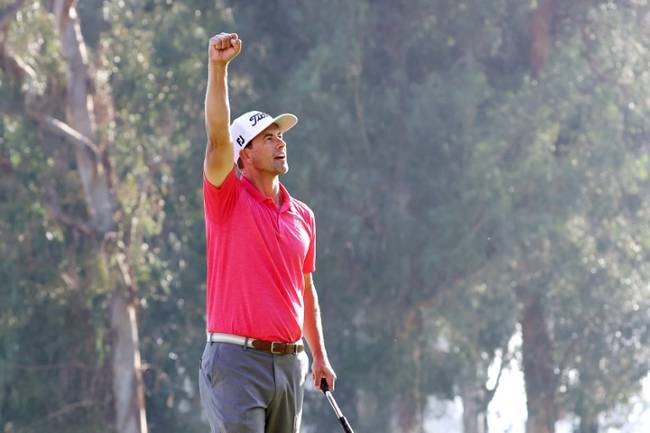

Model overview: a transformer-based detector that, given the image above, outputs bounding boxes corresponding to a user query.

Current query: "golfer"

[198,32,337,433]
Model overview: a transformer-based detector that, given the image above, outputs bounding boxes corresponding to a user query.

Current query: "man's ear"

[239,144,253,168]
[239,147,249,165]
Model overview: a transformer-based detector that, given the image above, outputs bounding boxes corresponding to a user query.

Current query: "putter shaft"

[320,379,355,433]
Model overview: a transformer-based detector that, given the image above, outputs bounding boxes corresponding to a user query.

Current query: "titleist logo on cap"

[249,112,267,126]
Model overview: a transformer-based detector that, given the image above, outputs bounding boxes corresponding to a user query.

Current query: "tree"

[0,1,156,430]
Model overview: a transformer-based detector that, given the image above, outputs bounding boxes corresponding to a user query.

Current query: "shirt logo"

[249,112,267,127]
[236,135,245,147]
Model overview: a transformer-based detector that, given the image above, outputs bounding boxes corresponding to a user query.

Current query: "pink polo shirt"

[203,168,316,342]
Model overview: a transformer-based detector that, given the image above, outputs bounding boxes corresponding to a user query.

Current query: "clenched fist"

[208,32,242,64]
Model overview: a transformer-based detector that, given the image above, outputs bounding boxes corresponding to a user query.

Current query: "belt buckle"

[270,341,285,355]
[271,341,296,355]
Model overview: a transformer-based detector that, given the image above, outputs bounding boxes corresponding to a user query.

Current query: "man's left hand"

[311,357,337,391]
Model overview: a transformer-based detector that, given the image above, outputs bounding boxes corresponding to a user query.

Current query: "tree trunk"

[529,0,555,79]
[52,2,148,432]
[578,415,598,433]
[516,286,556,433]
[460,381,487,433]
[393,391,422,433]
[53,0,114,231]
[576,384,599,433]
[111,294,148,433]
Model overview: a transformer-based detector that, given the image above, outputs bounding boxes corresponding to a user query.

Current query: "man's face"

[242,123,288,175]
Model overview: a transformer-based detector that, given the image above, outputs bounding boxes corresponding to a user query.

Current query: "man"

[198,32,337,433]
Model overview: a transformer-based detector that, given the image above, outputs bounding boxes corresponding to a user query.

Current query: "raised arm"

[204,32,242,186]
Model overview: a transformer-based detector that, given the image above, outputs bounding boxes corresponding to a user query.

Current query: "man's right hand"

[208,32,242,65]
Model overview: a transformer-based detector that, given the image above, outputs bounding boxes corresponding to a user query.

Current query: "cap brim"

[272,113,298,134]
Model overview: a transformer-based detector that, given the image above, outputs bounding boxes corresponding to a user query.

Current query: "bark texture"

[530,0,555,79]
[461,381,487,433]
[516,286,556,433]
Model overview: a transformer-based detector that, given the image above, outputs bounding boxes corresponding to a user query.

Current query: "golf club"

[320,378,355,433]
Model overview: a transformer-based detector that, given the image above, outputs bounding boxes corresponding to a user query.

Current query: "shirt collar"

[241,175,295,212]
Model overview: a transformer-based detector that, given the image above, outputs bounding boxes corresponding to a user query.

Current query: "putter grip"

[339,416,354,433]
[320,377,329,393]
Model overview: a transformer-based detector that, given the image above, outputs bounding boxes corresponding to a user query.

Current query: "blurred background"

[2,1,650,432]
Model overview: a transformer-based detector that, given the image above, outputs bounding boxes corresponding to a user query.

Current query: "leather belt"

[207,332,304,355]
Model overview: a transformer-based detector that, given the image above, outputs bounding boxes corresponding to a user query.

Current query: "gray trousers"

[199,342,309,433]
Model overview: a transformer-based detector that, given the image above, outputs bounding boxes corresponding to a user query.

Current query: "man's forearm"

[303,279,337,389]
[303,283,328,360]
[205,63,230,149]
[204,32,241,154]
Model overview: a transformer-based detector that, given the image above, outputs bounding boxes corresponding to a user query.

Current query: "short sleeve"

[203,168,239,223]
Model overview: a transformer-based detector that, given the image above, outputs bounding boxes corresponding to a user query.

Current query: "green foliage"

[1,107,112,431]
[3,0,650,432]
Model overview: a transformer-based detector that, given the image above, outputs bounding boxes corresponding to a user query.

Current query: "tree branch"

[41,115,101,155]
[45,400,98,421]
[0,40,36,83]
[0,42,101,156]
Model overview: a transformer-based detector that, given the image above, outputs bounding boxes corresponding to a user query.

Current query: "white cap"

[230,111,298,164]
